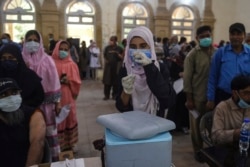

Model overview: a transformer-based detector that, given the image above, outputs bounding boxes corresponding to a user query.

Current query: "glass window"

[21,15,33,21]
[136,19,146,25]
[66,1,95,46]
[172,6,194,20]
[3,0,35,42]
[68,17,80,23]
[171,6,195,41]
[172,30,181,35]
[173,21,181,26]
[82,17,93,23]
[184,22,192,27]
[124,19,134,24]
[183,30,192,35]
[6,15,18,20]
[122,3,148,39]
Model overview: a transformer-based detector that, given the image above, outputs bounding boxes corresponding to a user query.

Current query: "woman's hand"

[122,74,135,94]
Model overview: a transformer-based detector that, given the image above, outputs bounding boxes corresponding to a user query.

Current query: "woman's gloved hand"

[133,51,152,66]
[122,74,136,94]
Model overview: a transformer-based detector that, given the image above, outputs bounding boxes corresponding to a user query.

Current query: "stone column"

[154,0,171,38]
[39,0,59,51]
[201,0,216,29]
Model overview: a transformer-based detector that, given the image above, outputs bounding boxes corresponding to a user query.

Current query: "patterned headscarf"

[123,26,160,115]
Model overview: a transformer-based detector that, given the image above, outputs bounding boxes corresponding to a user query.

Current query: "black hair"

[231,75,250,90]
[2,33,11,39]
[179,36,187,45]
[156,37,161,43]
[25,30,40,42]
[196,25,212,36]
[60,41,69,46]
[162,37,169,44]
[189,40,196,48]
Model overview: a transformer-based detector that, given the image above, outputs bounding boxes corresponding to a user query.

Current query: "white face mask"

[0,95,22,112]
[25,41,40,53]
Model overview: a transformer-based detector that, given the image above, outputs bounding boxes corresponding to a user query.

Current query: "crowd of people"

[1,21,250,166]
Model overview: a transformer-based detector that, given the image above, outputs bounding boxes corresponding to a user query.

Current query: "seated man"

[212,75,250,166]
[0,78,46,167]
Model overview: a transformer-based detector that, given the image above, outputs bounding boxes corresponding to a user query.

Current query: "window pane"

[183,30,192,35]
[172,30,181,35]
[124,34,128,39]
[124,19,133,24]
[122,3,148,17]
[6,15,18,20]
[173,21,181,26]
[184,22,192,27]
[124,28,132,33]
[67,1,94,14]
[82,17,93,23]
[172,6,194,20]
[68,17,79,23]
[186,36,192,42]
[21,15,33,21]
[6,0,35,12]
[136,19,146,25]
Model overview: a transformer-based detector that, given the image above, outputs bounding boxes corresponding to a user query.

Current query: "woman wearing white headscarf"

[116,26,175,117]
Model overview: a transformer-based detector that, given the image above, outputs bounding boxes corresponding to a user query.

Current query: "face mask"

[1,39,8,44]
[245,43,250,49]
[129,49,151,67]
[59,50,68,59]
[199,37,212,47]
[25,41,40,53]
[0,95,22,112]
[1,60,18,71]
[237,93,250,109]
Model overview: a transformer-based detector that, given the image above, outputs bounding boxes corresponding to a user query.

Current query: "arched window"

[2,0,35,42]
[171,6,194,42]
[122,3,148,39]
[66,1,95,46]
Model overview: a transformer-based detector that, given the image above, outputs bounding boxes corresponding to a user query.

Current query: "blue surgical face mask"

[199,37,212,47]
[237,92,250,109]
[128,49,151,67]
[1,60,18,71]
[245,43,250,49]
[0,94,22,112]
[1,39,9,44]
[59,50,68,59]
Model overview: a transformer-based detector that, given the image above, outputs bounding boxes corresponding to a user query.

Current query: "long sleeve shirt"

[212,98,250,145]
[116,62,173,117]
[183,46,216,102]
[207,45,250,101]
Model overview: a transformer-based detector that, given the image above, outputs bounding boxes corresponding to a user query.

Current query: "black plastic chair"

[199,111,227,167]
[199,111,214,147]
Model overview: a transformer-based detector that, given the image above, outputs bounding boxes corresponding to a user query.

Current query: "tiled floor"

[75,79,209,167]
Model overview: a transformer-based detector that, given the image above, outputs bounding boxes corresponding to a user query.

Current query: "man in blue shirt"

[207,23,250,110]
